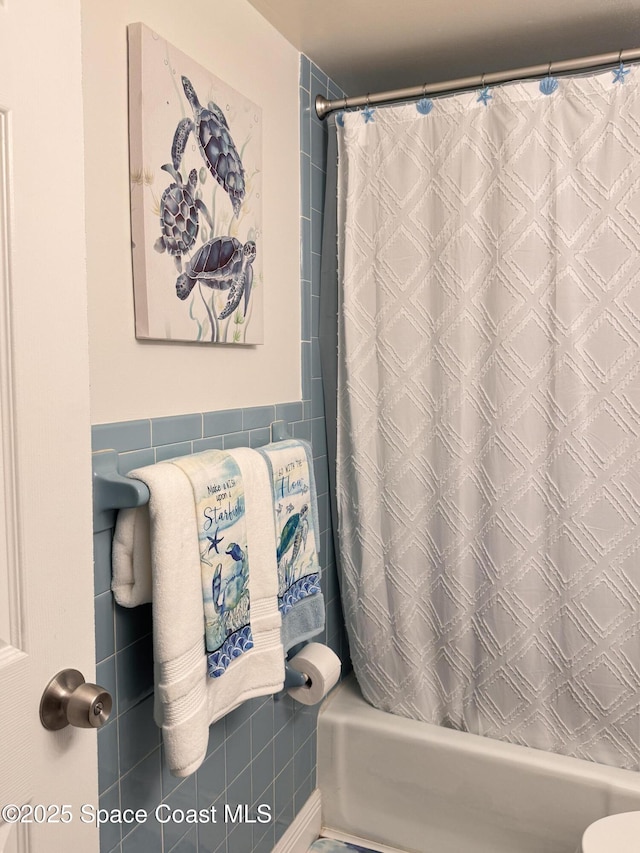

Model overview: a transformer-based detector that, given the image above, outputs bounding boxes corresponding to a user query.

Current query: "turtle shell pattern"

[197,105,246,216]
[159,169,199,256]
[190,236,243,282]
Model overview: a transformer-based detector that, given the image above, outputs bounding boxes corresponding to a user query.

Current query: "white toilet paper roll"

[286,643,342,705]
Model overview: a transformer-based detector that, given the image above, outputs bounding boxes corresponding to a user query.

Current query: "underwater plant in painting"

[128,22,263,343]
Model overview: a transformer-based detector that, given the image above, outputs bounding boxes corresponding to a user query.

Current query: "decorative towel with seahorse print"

[172,450,253,676]
[258,440,322,643]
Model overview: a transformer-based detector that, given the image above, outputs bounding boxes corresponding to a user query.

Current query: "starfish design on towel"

[206,527,224,555]
[477,86,492,106]
[613,62,630,84]
[362,107,375,123]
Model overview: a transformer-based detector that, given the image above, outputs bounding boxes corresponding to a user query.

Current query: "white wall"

[82,0,300,424]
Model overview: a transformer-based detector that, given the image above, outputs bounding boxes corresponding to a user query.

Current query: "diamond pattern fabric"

[336,67,640,769]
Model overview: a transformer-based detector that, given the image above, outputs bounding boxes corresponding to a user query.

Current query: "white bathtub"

[317,676,640,853]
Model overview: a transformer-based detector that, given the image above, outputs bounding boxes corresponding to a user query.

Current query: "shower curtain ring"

[547,61,552,77]
[343,96,348,110]
[481,73,486,88]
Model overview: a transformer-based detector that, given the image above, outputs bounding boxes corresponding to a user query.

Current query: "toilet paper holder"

[282,642,342,704]
[284,662,309,690]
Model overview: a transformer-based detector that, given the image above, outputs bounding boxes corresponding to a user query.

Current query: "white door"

[0,0,99,851]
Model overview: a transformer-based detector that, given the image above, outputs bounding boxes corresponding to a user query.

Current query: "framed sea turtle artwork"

[127,22,263,343]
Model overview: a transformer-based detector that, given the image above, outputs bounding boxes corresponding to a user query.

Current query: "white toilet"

[581,811,640,852]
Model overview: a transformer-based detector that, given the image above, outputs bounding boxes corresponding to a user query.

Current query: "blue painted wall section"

[91,56,349,853]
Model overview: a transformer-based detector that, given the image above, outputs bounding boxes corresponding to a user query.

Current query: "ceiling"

[247,0,640,97]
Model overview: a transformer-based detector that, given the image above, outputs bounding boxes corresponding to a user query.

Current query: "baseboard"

[320,827,407,853]
[272,788,322,853]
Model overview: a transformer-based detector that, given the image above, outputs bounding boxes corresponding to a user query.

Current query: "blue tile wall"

[91,55,349,853]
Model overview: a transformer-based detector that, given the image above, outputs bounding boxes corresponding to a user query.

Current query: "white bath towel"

[112,504,152,607]
[111,448,284,777]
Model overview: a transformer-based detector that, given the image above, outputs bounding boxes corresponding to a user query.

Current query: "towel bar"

[92,449,150,532]
[97,419,311,704]
[270,419,291,442]
[92,419,293,529]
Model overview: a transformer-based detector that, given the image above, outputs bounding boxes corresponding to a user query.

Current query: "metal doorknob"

[40,669,112,731]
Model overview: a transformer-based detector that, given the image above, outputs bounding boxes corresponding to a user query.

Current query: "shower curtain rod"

[315,46,640,119]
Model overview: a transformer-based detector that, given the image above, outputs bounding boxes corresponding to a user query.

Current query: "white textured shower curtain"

[336,66,640,769]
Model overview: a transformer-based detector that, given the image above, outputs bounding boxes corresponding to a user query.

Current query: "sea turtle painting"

[175,235,256,320]
[128,25,263,342]
[154,164,213,271]
[172,76,246,217]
